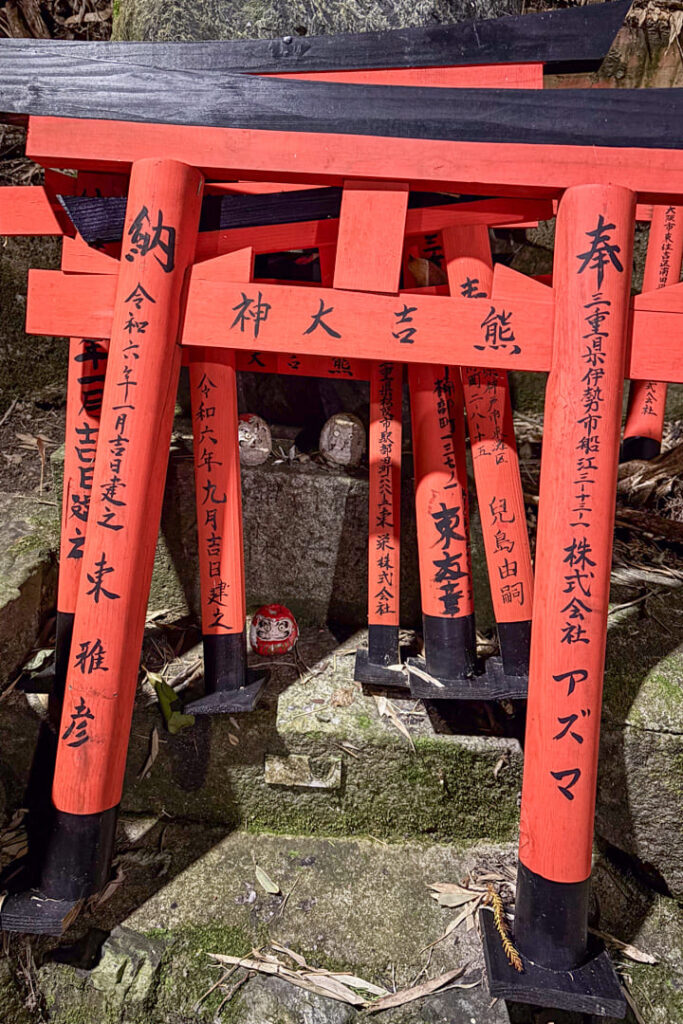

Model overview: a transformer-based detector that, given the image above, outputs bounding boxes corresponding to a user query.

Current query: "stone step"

[2,624,524,847]
[13,828,682,1024]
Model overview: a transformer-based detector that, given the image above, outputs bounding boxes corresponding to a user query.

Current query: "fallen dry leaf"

[255,866,280,895]
[367,966,467,1013]
[331,686,355,708]
[137,726,159,780]
[373,694,415,752]
[92,865,125,907]
[590,928,658,965]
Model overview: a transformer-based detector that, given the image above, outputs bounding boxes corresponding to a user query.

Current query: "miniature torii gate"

[53,187,544,712]
[18,43,559,711]
[3,8,683,1017]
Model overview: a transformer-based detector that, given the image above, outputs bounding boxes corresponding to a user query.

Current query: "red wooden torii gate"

[3,17,683,1010]
[4,113,683,1017]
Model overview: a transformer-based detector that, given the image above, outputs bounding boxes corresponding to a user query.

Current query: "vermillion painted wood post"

[482,184,634,1017]
[2,158,203,934]
[622,204,683,460]
[331,181,408,687]
[51,174,128,712]
[444,223,534,690]
[185,247,269,714]
[53,336,108,718]
[407,359,476,690]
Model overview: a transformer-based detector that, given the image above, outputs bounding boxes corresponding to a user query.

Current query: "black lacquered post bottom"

[185,631,269,715]
[620,435,660,462]
[407,614,529,700]
[0,806,118,936]
[481,861,626,1017]
[354,624,409,689]
[481,910,626,1017]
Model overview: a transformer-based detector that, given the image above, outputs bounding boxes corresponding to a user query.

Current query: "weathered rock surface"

[14,829,683,1024]
[1,625,524,844]
[0,233,64,412]
[597,593,683,899]
[0,491,58,687]
[113,0,522,43]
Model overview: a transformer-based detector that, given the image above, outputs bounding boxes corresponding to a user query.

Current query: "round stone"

[238,413,272,466]
[319,412,366,468]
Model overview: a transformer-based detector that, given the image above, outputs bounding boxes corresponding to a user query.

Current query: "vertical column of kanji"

[515,185,635,969]
[442,224,533,681]
[365,361,403,676]
[407,360,476,690]
[185,249,268,714]
[46,159,203,901]
[53,336,108,718]
[622,205,683,460]
[330,181,407,687]
[52,170,127,715]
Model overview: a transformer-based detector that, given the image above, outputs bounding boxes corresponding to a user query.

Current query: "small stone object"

[319,412,366,468]
[250,604,299,656]
[238,413,272,466]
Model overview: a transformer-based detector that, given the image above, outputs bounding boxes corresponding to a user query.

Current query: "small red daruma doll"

[250,604,299,656]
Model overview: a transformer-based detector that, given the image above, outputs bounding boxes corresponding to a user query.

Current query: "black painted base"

[184,669,269,714]
[497,619,531,679]
[1,805,118,935]
[481,910,626,1017]
[354,649,409,689]
[620,435,660,462]
[188,632,269,714]
[0,891,81,936]
[407,655,527,700]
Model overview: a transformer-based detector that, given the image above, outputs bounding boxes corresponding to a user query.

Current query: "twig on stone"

[193,965,237,1012]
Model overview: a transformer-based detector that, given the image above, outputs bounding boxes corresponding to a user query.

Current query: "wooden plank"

[27,265,683,382]
[26,116,683,202]
[4,66,683,153]
[333,181,408,293]
[443,224,534,636]
[60,191,553,245]
[26,268,554,372]
[52,158,204,817]
[519,184,636,885]
[0,185,63,235]
[623,205,683,454]
[277,64,542,88]
[0,3,629,74]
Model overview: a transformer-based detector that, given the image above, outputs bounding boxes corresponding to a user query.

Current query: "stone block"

[23,830,683,1023]
[0,625,523,844]
[597,593,683,899]
[0,491,58,687]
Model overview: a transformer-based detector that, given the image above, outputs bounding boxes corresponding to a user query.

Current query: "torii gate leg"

[622,204,683,461]
[482,184,632,1017]
[442,223,534,696]
[52,336,109,720]
[406,361,477,692]
[184,249,269,714]
[0,159,203,934]
[327,181,409,689]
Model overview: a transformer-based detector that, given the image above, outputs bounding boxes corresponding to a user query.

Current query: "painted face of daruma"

[255,616,292,641]
[249,604,299,655]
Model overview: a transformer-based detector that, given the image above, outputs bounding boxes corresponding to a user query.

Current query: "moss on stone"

[152,922,252,1022]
